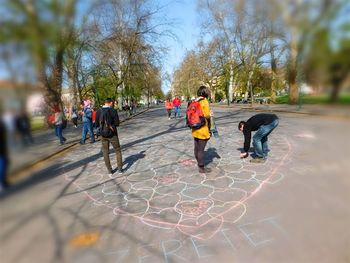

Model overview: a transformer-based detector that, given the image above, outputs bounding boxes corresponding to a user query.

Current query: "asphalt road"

[1,107,349,263]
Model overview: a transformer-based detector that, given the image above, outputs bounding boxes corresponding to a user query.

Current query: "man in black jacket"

[238,113,279,163]
[96,98,123,175]
[0,117,9,189]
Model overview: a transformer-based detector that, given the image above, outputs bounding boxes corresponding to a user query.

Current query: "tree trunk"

[229,63,234,103]
[288,31,299,104]
[270,59,277,103]
[329,84,341,103]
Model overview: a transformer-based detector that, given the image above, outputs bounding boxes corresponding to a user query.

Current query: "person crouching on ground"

[96,98,123,175]
[238,113,279,163]
[191,86,213,173]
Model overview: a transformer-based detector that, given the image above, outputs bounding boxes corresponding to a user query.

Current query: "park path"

[8,108,147,175]
[1,107,350,263]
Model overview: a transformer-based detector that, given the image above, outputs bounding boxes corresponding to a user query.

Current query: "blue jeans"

[81,121,95,144]
[253,119,279,159]
[0,156,7,187]
[174,106,181,118]
[55,124,65,144]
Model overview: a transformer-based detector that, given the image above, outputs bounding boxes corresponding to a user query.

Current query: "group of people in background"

[164,96,182,119]
[52,99,98,145]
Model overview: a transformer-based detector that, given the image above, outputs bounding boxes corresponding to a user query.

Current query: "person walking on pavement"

[0,109,9,190]
[53,106,66,145]
[189,86,213,173]
[96,98,123,175]
[238,113,279,163]
[165,98,173,119]
[172,96,182,118]
[16,110,34,146]
[71,107,78,128]
[92,107,97,139]
[80,100,95,145]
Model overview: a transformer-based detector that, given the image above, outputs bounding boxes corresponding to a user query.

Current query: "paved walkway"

[214,103,350,119]
[1,107,349,263]
[8,107,148,176]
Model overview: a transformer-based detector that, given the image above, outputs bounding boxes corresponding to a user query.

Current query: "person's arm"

[113,109,120,127]
[240,130,251,158]
[54,113,59,124]
[201,99,211,119]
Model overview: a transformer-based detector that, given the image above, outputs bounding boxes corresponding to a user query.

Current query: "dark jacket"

[0,120,8,160]
[96,106,120,129]
[243,113,278,152]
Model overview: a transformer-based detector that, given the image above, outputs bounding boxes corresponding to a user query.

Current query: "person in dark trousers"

[238,113,279,163]
[0,116,9,190]
[16,110,34,146]
[71,108,78,128]
[53,106,66,145]
[96,98,123,175]
[191,86,212,173]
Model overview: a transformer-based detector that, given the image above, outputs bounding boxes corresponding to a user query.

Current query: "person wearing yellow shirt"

[192,86,213,173]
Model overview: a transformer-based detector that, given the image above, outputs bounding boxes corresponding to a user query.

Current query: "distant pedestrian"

[92,107,97,138]
[96,98,123,175]
[71,108,78,128]
[3,109,17,148]
[188,86,212,173]
[0,113,9,190]
[238,113,279,163]
[172,96,182,118]
[165,98,173,119]
[79,100,95,144]
[130,100,137,115]
[53,106,66,145]
[16,110,34,146]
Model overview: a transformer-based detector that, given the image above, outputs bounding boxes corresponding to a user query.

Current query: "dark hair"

[105,98,113,103]
[197,86,209,98]
[238,121,245,130]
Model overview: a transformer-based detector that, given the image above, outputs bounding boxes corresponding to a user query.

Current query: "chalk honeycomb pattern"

[63,126,292,240]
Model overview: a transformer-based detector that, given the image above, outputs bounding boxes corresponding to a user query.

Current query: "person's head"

[197,86,210,98]
[238,121,245,132]
[104,98,113,107]
[84,99,91,108]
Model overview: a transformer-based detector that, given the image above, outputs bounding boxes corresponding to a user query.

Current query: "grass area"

[276,93,350,104]
[31,116,45,131]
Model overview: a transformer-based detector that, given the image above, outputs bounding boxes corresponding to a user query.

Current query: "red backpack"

[186,99,206,129]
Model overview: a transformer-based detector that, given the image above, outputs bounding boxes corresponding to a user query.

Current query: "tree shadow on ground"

[0,151,103,199]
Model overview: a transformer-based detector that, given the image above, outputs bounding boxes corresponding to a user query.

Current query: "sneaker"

[115,168,123,174]
[198,167,212,173]
[250,157,265,163]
